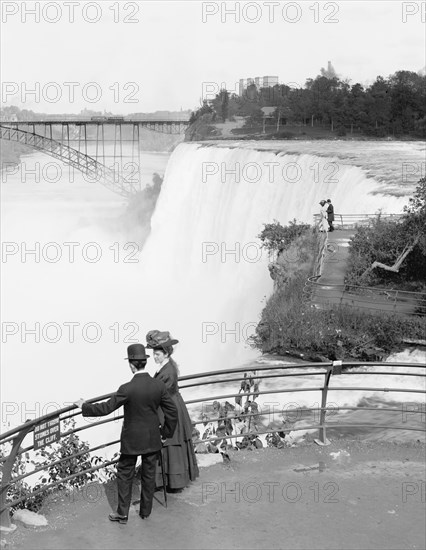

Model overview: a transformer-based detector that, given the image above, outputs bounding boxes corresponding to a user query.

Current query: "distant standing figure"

[319,200,329,232]
[326,199,335,232]
[146,330,199,492]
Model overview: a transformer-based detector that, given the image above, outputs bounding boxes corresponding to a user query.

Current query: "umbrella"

[158,448,167,508]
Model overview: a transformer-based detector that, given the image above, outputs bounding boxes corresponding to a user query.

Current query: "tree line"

[189,70,425,138]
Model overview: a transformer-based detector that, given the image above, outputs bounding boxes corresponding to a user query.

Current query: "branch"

[360,234,420,278]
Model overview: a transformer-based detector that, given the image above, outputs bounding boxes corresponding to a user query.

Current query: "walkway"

[7,441,426,550]
[311,230,425,316]
[319,229,354,286]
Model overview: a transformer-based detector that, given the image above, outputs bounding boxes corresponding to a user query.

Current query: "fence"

[313,213,404,230]
[306,275,426,316]
[1,362,425,529]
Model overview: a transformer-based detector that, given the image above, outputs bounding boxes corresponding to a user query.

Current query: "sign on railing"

[33,417,61,450]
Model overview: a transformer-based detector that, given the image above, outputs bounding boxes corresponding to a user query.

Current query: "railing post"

[0,421,33,531]
[314,363,336,446]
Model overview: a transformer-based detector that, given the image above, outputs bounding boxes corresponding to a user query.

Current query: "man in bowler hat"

[74,344,178,524]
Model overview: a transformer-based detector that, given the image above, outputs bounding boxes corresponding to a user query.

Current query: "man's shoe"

[108,513,128,524]
[139,514,150,519]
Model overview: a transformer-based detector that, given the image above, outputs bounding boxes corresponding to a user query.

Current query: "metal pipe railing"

[313,213,405,229]
[1,361,425,529]
[306,274,426,316]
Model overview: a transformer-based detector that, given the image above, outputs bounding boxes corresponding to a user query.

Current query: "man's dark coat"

[82,372,178,455]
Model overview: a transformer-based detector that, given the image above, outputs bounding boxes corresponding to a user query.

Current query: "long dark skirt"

[156,391,199,490]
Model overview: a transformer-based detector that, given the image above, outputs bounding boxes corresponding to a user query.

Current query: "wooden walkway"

[310,230,425,316]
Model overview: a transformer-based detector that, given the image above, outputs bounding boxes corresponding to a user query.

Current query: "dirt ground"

[4,438,426,550]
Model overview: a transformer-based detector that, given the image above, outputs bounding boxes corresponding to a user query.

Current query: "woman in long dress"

[146,330,199,492]
[319,200,329,232]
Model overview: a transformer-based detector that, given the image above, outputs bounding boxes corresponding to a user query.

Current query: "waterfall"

[137,143,408,374]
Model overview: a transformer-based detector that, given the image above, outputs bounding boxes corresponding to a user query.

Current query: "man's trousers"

[116,451,158,517]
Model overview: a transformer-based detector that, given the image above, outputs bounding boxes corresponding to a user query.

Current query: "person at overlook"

[319,200,329,232]
[326,199,335,231]
[74,344,178,524]
[146,330,199,492]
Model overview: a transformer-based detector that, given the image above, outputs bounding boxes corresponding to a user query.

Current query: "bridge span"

[0,118,190,197]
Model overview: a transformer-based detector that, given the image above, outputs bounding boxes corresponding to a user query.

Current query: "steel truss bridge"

[0,119,190,197]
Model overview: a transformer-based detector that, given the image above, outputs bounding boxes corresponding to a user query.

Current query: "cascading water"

[136,142,410,372]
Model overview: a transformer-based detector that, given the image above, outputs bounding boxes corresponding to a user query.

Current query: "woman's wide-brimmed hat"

[124,343,150,360]
[146,330,179,349]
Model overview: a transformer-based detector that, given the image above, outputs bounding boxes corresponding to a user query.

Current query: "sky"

[1,0,425,114]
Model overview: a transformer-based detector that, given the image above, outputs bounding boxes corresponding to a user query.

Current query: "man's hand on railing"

[74,398,86,408]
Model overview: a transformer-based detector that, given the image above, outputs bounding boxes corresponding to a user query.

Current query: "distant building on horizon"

[239,76,279,95]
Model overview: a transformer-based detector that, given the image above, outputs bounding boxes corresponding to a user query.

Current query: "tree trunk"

[360,234,420,279]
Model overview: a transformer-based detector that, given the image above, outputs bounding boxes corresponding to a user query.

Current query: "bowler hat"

[146,330,179,349]
[124,343,150,360]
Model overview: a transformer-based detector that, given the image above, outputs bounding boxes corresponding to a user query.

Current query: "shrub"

[258,219,311,255]
[345,201,426,290]
[0,418,117,513]
[251,294,426,360]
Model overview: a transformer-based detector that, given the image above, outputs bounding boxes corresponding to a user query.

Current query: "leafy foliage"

[346,179,426,289]
[403,177,426,254]
[258,219,311,254]
[192,372,264,452]
[0,418,117,513]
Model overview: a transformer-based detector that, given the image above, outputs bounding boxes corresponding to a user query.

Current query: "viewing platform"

[308,215,426,316]
[5,441,426,550]
[1,363,425,549]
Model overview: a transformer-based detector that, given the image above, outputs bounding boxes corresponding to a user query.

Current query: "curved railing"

[306,275,426,316]
[1,361,425,528]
